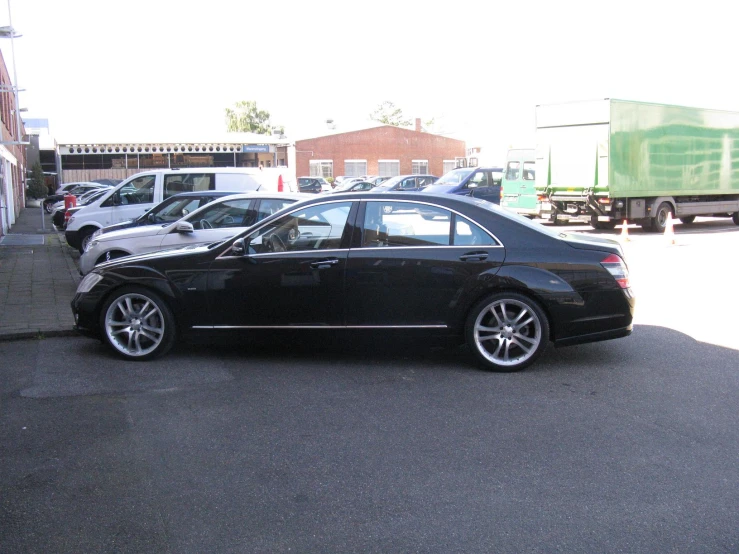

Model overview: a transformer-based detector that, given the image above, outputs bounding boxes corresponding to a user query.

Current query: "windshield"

[434,168,474,186]
[373,176,402,190]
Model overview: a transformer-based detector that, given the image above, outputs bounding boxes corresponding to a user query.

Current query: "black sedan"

[71,192,635,371]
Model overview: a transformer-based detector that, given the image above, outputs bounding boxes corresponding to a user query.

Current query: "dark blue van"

[421,166,503,204]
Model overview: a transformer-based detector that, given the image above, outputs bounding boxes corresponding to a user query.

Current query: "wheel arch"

[92,270,184,331]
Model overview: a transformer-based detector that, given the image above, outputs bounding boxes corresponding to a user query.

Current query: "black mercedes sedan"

[71,192,635,371]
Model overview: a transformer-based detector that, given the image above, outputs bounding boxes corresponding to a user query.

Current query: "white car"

[79,192,310,275]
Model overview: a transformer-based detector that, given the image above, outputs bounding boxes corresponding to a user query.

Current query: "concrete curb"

[0,329,81,342]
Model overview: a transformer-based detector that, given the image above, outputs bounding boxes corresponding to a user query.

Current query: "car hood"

[95,242,213,271]
[97,223,169,242]
[561,232,624,257]
[421,184,458,194]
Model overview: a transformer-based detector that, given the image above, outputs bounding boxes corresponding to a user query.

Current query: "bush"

[27,162,47,199]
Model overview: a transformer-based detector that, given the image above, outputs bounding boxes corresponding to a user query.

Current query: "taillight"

[601,254,630,289]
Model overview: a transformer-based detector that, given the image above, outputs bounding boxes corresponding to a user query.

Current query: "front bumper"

[65,229,81,250]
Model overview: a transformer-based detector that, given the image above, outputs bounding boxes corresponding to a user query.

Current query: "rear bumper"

[554,324,633,347]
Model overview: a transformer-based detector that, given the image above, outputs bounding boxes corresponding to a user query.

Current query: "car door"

[101,174,158,224]
[345,199,505,327]
[157,198,257,252]
[204,200,356,327]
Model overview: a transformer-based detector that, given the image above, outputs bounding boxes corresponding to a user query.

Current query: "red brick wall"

[295,126,465,178]
[0,50,27,224]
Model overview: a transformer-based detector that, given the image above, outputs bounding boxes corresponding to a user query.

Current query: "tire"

[679,215,696,225]
[590,216,617,230]
[465,292,550,372]
[44,201,55,214]
[78,228,96,254]
[650,202,673,233]
[99,286,176,361]
[732,212,739,226]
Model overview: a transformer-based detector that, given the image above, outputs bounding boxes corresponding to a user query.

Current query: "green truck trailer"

[535,99,739,231]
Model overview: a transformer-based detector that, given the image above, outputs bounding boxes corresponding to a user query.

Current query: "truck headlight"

[85,239,98,252]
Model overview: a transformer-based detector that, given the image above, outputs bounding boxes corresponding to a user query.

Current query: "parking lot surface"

[2,211,739,552]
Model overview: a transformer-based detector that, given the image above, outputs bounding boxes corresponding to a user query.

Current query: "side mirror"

[231,237,247,256]
[112,193,122,206]
[175,221,194,233]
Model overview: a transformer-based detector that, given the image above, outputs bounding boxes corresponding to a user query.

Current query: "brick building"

[295,120,465,180]
[0,49,27,237]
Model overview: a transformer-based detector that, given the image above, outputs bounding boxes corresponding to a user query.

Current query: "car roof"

[167,190,237,198]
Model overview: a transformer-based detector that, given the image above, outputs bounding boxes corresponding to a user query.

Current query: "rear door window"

[164,173,215,198]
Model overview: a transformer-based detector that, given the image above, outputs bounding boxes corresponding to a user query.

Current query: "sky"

[3,0,739,163]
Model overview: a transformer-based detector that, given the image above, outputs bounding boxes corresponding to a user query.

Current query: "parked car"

[421,166,504,204]
[43,182,111,214]
[79,192,310,275]
[72,192,635,371]
[331,180,375,193]
[65,167,275,254]
[91,191,239,238]
[372,174,438,192]
[366,176,392,186]
[51,188,112,228]
[298,177,332,194]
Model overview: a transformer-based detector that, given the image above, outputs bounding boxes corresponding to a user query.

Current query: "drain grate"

[0,234,46,246]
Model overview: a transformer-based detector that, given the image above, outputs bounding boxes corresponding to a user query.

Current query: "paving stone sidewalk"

[0,201,81,340]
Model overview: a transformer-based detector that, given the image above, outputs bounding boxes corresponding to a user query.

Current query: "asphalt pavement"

[0,202,81,340]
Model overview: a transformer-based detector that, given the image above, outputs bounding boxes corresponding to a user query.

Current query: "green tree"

[369,101,435,131]
[225,100,283,135]
[27,161,47,199]
[370,101,413,127]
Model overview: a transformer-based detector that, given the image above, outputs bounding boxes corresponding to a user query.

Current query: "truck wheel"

[679,215,696,224]
[590,216,617,230]
[733,212,739,226]
[650,202,673,233]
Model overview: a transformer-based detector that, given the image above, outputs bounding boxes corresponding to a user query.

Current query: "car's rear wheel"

[732,212,739,226]
[465,292,549,372]
[679,215,696,224]
[44,200,55,214]
[100,286,176,361]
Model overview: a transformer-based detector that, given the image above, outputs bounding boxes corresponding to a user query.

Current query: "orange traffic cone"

[664,212,676,245]
[620,220,630,242]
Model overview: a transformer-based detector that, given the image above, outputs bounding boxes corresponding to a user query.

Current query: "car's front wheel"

[465,292,549,372]
[100,286,176,361]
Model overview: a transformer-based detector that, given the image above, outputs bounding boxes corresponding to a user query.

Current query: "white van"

[65,167,295,253]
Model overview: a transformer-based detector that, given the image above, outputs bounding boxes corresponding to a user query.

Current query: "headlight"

[76,272,103,294]
[91,229,102,238]
[85,239,99,252]
[68,215,76,224]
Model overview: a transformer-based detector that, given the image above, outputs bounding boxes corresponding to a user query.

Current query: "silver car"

[79,192,310,275]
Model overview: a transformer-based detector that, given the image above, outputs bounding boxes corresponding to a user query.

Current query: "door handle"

[459,252,488,262]
[310,258,340,269]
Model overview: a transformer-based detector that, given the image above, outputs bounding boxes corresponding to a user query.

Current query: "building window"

[412,160,429,174]
[344,160,367,177]
[443,160,456,174]
[310,160,333,178]
[378,160,400,177]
